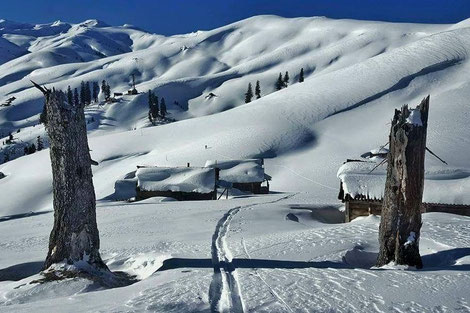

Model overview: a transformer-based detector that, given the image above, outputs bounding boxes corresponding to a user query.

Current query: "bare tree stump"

[35,85,107,271]
[376,96,430,269]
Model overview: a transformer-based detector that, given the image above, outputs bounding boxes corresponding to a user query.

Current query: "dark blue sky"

[2,0,469,35]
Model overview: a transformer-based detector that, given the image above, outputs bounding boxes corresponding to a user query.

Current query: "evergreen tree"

[148,90,153,110]
[66,86,73,104]
[152,94,159,120]
[101,80,111,100]
[39,102,48,125]
[37,136,44,151]
[84,81,91,105]
[275,73,284,90]
[8,132,13,141]
[245,83,253,103]
[283,71,289,87]
[148,90,159,124]
[105,83,111,100]
[73,88,79,106]
[28,143,36,154]
[92,82,99,103]
[299,68,304,83]
[255,80,261,99]
[101,80,107,98]
[24,146,29,155]
[160,97,167,118]
[80,81,86,105]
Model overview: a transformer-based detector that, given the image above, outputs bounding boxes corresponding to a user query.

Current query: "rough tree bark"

[376,96,429,269]
[33,82,107,271]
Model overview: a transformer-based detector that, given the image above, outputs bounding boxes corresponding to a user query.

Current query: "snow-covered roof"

[136,167,215,194]
[337,160,470,204]
[205,159,266,184]
[337,160,387,200]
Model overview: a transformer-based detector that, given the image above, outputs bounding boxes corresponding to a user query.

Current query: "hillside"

[0,15,469,216]
[1,15,470,313]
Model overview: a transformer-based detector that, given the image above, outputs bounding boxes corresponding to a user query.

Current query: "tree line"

[244,68,305,103]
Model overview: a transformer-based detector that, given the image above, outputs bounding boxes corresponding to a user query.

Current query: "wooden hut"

[205,159,271,194]
[135,166,217,201]
[338,158,470,222]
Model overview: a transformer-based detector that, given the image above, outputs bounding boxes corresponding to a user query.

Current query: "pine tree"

[160,97,167,118]
[40,102,48,125]
[299,68,304,83]
[151,94,159,120]
[101,80,111,100]
[28,143,36,154]
[84,82,91,105]
[148,90,153,110]
[73,88,79,106]
[148,90,159,124]
[37,136,44,151]
[80,81,86,106]
[255,80,261,99]
[283,71,289,87]
[101,80,107,99]
[66,86,73,104]
[245,83,253,103]
[275,73,284,90]
[92,82,99,103]
[105,83,111,100]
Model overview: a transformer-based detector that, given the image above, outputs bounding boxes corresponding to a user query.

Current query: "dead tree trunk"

[34,84,107,271]
[376,96,430,269]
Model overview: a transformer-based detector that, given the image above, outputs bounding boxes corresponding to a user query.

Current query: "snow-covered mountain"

[1,16,470,313]
[1,16,470,217]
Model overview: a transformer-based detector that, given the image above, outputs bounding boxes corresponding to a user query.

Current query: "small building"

[338,154,470,222]
[127,88,138,95]
[205,159,271,194]
[136,166,217,201]
[114,171,138,200]
[114,92,123,97]
[105,97,119,104]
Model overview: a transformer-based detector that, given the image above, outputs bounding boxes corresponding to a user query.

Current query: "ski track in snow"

[209,194,296,313]
[210,205,245,313]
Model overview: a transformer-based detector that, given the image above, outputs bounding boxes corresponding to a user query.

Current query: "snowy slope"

[1,15,470,313]
[1,194,469,312]
[0,15,469,216]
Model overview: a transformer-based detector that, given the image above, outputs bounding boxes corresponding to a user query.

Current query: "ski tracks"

[209,193,297,313]
[209,206,245,313]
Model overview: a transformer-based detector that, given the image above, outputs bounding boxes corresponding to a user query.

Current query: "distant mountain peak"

[79,19,109,28]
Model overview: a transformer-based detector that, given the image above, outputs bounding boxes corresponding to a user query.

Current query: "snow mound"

[136,167,216,194]
[205,159,266,184]
[337,160,387,200]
